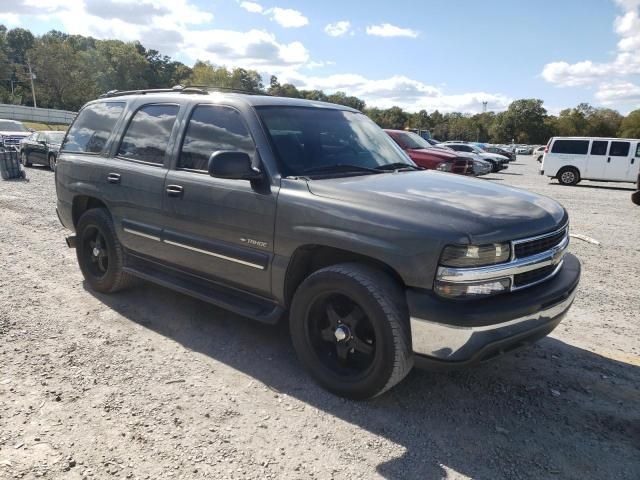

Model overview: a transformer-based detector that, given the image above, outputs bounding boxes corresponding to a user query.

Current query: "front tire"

[21,151,31,167]
[557,167,580,186]
[76,208,135,293]
[48,153,56,171]
[289,263,413,399]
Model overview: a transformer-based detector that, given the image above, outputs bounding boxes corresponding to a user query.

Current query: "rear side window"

[62,102,125,153]
[117,104,179,164]
[551,139,589,155]
[609,141,630,156]
[179,105,255,171]
[590,140,608,155]
[636,144,640,157]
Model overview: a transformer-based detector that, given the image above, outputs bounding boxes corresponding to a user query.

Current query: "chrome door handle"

[107,173,121,184]
[166,185,184,197]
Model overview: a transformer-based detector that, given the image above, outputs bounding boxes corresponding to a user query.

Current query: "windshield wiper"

[374,162,422,171]
[302,164,385,175]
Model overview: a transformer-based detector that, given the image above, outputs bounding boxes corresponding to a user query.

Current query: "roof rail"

[99,84,269,98]
[99,85,209,98]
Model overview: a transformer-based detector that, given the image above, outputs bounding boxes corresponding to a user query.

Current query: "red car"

[385,129,473,175]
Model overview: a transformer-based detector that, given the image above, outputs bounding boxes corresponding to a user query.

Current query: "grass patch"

[23,122,69,132]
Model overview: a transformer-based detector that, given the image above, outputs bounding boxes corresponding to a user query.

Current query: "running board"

[123,254,285,325]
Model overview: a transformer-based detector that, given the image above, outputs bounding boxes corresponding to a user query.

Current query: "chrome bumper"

[410,286,576,362]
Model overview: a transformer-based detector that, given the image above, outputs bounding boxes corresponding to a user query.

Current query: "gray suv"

[55,87,581,399]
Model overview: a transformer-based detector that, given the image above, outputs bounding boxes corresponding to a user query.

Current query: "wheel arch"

[283,244,405,308]
[72,195,109,227]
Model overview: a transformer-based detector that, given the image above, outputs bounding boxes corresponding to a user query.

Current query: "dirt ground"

[1,156,639,480]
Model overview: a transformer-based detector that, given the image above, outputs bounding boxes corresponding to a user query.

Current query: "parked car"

[515,145,533,155]
[0,119,32,151]
[438,142,509,172]
[56,88,580,399]
[533,145,546,162]
[632,172,640,205]
[469,157,493,176]
[385,129,474,175]
[19,130,66,170]
[541,136,640,186]
[484,146,516,162]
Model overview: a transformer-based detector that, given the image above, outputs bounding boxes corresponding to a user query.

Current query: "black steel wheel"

[290,263,413,399]
[76,209,135,293]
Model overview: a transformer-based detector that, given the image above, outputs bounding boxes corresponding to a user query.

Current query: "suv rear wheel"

[76,208,135,293]
[557,167,580,186]
[289,263,413,399]
[20,151,31,167]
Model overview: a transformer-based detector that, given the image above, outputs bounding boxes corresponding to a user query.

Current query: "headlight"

[436,162,452,172]
[440,243,510,267]
[435,277,511,299]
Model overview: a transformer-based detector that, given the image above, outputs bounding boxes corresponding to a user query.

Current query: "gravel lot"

[1,156,639,480]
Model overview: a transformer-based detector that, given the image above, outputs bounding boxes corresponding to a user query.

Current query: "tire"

[21,151,31,167]
[48,153,56,171]
[557,167,580,186]
[289,263,413,400]
[76,208,135,293]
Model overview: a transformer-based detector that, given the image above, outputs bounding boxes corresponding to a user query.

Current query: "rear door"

[161,104,276,296]
[605,140,632,181]
[105,103,180,259]
[32,133,47,163]
[585,140,608,179]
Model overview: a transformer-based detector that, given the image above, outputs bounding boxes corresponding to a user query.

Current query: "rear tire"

[48,153,56,171]
[76,208,135,293]
[289,263,413,399]
[557,167,580,186]
[21,151,31,167]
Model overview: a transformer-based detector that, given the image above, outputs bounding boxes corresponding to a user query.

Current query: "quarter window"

[117,104,179,164]
[609,141,630,157]
[179,105,255,171]
[551,140,589,155]
[636,143,640,157]
[590,140,608,156]
[62,102,125,154]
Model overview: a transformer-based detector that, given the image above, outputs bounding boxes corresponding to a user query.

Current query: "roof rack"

[99,84,269,98]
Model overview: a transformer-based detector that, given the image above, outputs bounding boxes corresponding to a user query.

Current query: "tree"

[491,99,549,143]
[326,91,365,111]
[6,27,35,64]
[618,109,640,138]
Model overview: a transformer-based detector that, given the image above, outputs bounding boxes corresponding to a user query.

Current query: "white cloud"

[0,13,21,26]
[280,72,510,113]
[324,21,351,37]
[365,23,418,38]
[595,81,640,105]
[239,1,263,13]
[267,7,308,28]
[542,0,640,100]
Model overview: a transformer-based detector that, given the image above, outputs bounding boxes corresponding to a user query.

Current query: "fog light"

[434,277,511,299]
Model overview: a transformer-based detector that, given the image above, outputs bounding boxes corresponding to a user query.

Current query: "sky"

[1,0,640,114]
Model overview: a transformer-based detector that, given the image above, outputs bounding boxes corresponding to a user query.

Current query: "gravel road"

[1,156,639,480]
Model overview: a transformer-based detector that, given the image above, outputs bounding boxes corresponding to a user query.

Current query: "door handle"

[107,173,121,184]
[166,185,184,197]
[607,157,611,163]
[632,158,635,164]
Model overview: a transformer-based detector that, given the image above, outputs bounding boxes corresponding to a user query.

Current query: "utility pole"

[27,57,37,108]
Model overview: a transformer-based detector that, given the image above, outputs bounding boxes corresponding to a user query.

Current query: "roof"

[551,136,640,141]
[94,89,359,112]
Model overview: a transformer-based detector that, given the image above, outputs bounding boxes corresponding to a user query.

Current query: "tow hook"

[65,235,77,248]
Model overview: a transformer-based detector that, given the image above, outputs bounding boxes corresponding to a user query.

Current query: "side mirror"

[207,151,263,181]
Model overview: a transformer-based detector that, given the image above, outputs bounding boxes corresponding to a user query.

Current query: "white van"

[541,137,640,185]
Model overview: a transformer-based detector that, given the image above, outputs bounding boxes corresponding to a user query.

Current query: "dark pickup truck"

[55,87,581,399]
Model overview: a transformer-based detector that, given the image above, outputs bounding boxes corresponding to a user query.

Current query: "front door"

[162,104,277,296]
[585,140,608,179]
[605,140,632,181]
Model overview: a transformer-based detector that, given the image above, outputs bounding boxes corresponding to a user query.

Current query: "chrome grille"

[514,228,567,259]
[2,136,23,146]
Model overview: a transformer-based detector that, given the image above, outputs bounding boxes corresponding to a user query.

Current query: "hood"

[306,170,567,244]
[480,152,508,162]
[406,148,458,160]
[0,131,30,137]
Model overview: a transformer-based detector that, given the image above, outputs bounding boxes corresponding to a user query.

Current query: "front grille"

[513,264,557,288]
[514,228,566,258]
[3,136,22,146]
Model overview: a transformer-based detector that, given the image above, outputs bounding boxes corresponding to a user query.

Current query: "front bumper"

[408,253,580,367]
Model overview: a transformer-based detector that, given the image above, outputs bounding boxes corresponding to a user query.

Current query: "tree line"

[2,26,640,142]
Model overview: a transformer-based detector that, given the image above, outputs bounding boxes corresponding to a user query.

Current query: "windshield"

[47,132,65,143]
[398,131,432,150]
[0,120,27,132]
[257,107,412,177]
[470,145,484,153]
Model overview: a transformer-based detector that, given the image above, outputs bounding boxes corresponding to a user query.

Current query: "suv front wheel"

[76,208,135,293]
[290,263,413,399]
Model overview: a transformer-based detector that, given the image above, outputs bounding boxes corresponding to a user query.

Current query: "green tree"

[618,109,640,138]
[492,99,549,143]
[326,91,365,111]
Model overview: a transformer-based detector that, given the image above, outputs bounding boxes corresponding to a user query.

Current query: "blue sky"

[2,0,640,114]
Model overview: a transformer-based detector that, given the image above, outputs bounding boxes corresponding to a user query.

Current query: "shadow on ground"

[549,182,635,192]
[87,281,640,480]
